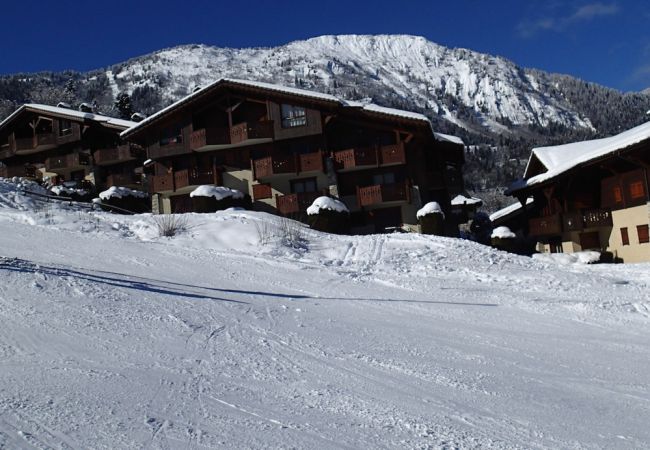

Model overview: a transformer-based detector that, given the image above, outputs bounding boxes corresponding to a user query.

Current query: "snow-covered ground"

[0,179,649,449]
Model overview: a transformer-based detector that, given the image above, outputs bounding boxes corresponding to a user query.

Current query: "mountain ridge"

[2,34,649,205]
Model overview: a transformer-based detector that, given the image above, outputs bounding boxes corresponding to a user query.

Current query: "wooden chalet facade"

[121,78,466,234]
[0,104,144,193]
[507,124,650,262]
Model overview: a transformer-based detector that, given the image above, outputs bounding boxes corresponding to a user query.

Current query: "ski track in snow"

[0,182,649,448]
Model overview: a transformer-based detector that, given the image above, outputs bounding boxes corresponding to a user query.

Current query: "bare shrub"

[254,220,273,245]
[153,214,188,237]
[278,218,306,248]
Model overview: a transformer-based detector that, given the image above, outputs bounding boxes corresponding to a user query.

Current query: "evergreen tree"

[114,92,134,119]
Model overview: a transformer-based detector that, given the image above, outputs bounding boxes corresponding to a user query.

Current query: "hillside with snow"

[1,177,649,449]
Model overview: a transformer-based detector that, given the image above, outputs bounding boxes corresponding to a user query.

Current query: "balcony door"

[291,177,317,194]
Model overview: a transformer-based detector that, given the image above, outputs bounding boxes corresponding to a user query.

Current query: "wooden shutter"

[622,169,647,207]
[637,224,649,244]
[621,227,629,246]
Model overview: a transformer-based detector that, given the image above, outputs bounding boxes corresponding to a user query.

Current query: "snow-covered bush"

[189,185,250,213]
[306,196,349,234]
[490,226,517,253]
[417,202,445,235]
[49,185,94,202]
[98,186,150,214]
[153,214,188,237]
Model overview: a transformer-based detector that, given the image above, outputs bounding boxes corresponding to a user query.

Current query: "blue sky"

[2,0,649,91]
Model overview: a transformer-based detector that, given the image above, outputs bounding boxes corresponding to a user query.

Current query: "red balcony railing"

[333,147,377,169]
[357,180,411,207]
[253,155,297,179]
[45,153,90,171]
[230,121,274,144]
[106,172,142,187]
[299,151,324,173]
[529,214,562,236]
[150,173,174,192]
[189,127,230,150]
[379,142,406,165]
[583,209,613,228]
[94,145,135,165]
[276,192,320,215]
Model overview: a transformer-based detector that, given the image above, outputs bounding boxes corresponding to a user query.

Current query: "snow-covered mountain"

[2,34,650,199]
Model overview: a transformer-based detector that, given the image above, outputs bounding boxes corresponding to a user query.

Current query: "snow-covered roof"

[491,226,516,239]
[0,104,137,132]
[510,120,650,193]
[489,198,533,223]
[434,132,465,146]
[450,194,482,206]
[120,78,463,146]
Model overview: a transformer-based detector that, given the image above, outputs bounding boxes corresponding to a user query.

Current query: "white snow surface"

[491,226,516,239]
[98,186,148,200]
[532,251,602,265]
[489,197,533,222]
[0,179,650,448]
[189,185,244,200]
[306,196,349,215]
[49,185,88,197]
[416,201,445,219]
[515,120,650,191]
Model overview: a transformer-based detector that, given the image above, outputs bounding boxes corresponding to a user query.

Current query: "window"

[629,181,645,200]
[613,185,623,203]
[281,104,307,128]
[160,127,182,146]
[549,239,563,254]
[579,231,601,250]
[291,178,317,194]
[638,224,649,244]
[372,172,395,185]
[621,227,629,246]
[58,119,72,136]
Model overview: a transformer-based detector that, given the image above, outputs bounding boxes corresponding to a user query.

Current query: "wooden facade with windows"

[508,127,650,263]
[121,78,466,234]
[0,104,143,194]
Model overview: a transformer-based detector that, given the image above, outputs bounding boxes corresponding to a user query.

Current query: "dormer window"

[281,104,307,128]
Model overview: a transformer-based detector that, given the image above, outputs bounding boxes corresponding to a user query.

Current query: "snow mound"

[451,194,482,206]
[491,226,516,239]
[306,196,349,215]
[533,251,601,265]
[99,186,148,200]
[416,201,444,219]
[0,177,48,210]
[189,185,244,200]
[50,185,89,197]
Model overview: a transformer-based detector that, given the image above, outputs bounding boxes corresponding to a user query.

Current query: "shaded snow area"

[0,182,649,448]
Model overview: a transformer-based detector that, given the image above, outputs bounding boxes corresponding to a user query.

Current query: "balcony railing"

[106,172,142,187]
[230,121,274,144]
[276,192,320,215]
[94,145,136,165]
[333,147,377,169]
[0,144,15,159]
[253,155,297,179]
[334,143,406,170]
[253,151,323,179]
[562,211,584,232]
[45,153,90,171]
[15,137,35,151]
[189,127,230,150]
[583,209,613,228]
[529,214,562,236]
[0,165,34,178]
[357,180,411,207]
[150,173,174,192]
[379,142,406,165]
[36,133,56,147]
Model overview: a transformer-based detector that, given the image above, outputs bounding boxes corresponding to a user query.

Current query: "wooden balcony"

[189,127,230,150]
[276,192,320,215]
[583,209,613,228]
[0,165,33,178]
[36,133,56,148]
[299,151,324,173]
[148,141,190,159]
[106,172,142,187]
[14,136,35,152]
[0,144,15,159]
[562,211,584,232]
[252,183,272,200]
[253,155,297,179]
[56,124,81,145]
[45,153,90,171]
[94,145,136,166]
[379,142,406,165]
[357,180,411,207]
[333,147,377,170]
[150,169,218,193]
[529,214,562,236]
[334,143,406,170]
[230,121,274,144]
[150,173,174,192]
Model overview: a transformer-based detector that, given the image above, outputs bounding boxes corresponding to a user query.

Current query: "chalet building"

[121,78,466,234]
[507,122,650,262]
[0,104,143,192]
